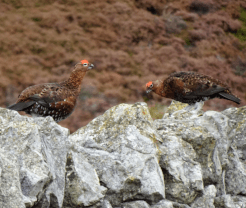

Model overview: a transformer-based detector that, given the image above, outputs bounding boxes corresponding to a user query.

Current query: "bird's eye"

[150,84,153,88]
[83,63,88,66]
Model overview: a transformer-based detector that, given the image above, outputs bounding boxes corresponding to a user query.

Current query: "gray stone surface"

[0,108,69,208]
[157,135,203,204]
[33,116,69,208]
[232,196,246,208]
[102,199,113,208]
[214,195,236,208]
[0,150,25,208]
[222,107,246,196]
[154,101,242,201]
[0,102,246,208]
[151,199,173,208]
[63,151,107,207]
[191,185,216,208]
[122,200,150,208]
[68,103,165,206]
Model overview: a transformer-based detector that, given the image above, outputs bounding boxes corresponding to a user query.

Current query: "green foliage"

[32,17,42,22]
[1,0,56,8]
[175,22,193,47]
[30,45,46,54]
[234,65,246,76]
[1,0,22,8]
[185,37,192,46]
[148,103,166,120]
[233,8,246,42]
[232,58,246,77]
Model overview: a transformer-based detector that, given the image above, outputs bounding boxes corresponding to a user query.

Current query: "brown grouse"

[146,71,240,105]
[8,60,94,122]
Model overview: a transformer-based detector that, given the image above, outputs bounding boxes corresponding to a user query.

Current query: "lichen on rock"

[0,101,246,207]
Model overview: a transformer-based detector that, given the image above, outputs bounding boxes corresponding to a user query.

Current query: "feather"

[7,101,35,111]
[219,92,241,104]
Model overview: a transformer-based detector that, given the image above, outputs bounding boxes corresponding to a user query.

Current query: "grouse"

[8,60,94,122]
[146,71,240,105]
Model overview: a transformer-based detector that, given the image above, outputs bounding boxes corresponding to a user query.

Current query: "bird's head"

[146,80,161,93]
[75,60,94,71]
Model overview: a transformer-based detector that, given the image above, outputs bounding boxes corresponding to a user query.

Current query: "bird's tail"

[7,101,35,111]
[219,92,241,104]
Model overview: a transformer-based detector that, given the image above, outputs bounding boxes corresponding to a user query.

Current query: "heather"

[0,0,246,132]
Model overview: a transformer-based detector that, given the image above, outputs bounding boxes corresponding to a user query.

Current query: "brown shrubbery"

[0,0,246,132]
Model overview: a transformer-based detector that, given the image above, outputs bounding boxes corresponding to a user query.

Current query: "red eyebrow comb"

[81,60,89,64]
[146,81,152,88]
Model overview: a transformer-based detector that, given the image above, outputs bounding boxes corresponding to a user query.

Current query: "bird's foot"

[170,101,204,119]
[184,101,204,112]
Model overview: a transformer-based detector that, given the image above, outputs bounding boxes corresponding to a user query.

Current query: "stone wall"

[0,101,246,208]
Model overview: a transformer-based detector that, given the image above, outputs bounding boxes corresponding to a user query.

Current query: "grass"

[233,8,246,42]
[175,22,194,48]
[1,0,22,8]
[148,103,166,120]
[30,45,46,54]
[32,17,42,22]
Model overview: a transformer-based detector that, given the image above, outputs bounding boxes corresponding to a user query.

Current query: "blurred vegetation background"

[0,0,246,132]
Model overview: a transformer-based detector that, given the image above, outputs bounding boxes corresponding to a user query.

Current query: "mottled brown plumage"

[146,71,240,104]
[8,60,94,122]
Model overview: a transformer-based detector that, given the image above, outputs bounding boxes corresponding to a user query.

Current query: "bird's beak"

[146,89,152,94]
[88,64,94,70]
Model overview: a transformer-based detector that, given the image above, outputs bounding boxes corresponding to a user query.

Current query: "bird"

[7,60,94,122]
[146,71,241,105]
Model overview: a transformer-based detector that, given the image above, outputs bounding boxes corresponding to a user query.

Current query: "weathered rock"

[151,199,173,208]
[157,135,203,204]
[68,103,165,206]
[101,199,113,208]
[231,196,246,208]
[122,200,150,208]
[154,100,242,201]
[0,108,69,208]
[172,202,191,208]
[24,116,69,208]
[214,194,235,208]
[154,102,205,203]
[225,145,246,196]
[63,151,107,207]
[190,185,216,208]
[222,107,246,196]
[1,100,246,208]
[0,149,25,208]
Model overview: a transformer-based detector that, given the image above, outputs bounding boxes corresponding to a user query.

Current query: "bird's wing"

[11,83,77,111]
[219,92,241,104]
[185,85,226,98]
[17,83,69,103]
[8,101,36,111]
[170,76,226,98]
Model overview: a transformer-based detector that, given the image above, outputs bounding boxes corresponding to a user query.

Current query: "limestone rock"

[101,199,113,208]
[190,185,216,208]
[63,151,107,207]
[222,107,246,196]
[151,199,173,208]
[0,108,69,208]
[214,195,236,208]
[157,135,203,204]
[231,196,246,208]
[154,102,205,203]
[154,100,238,200]
[68,103,165,206]
[0,100,246,208]
[122,200,150,208]
[0,149,25,208]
